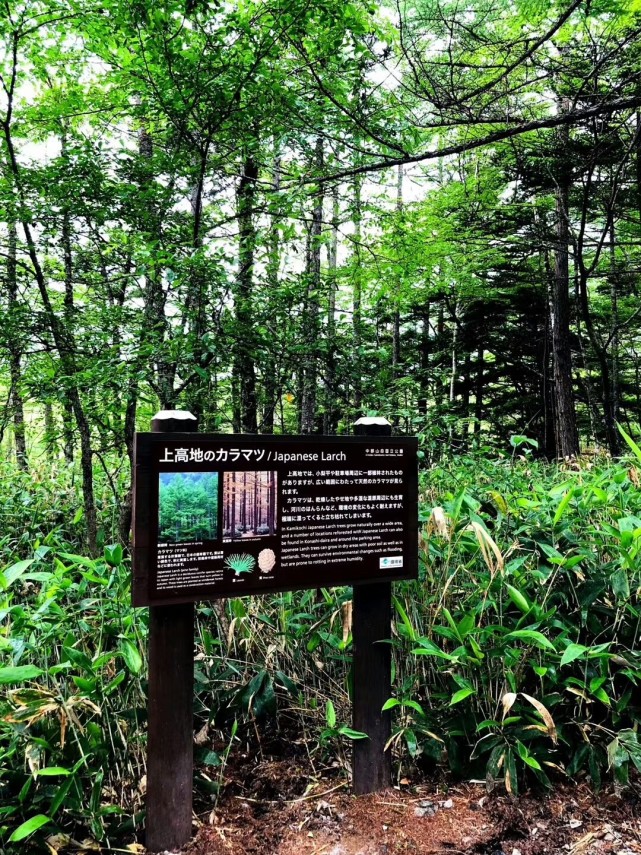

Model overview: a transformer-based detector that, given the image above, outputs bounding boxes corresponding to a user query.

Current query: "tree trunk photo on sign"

[223,472,278,539]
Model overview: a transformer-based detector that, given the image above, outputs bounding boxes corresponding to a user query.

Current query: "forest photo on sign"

[3,0,641,852]
[158,472,219,543]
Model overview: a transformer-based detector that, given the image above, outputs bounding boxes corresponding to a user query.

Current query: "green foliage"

[389,450,641,793]
[4,443,641,847]
[0,475,146,850]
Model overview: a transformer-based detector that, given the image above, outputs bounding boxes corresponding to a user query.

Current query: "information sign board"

[133,433,418,605]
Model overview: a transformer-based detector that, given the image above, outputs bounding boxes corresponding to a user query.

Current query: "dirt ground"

[170,755,641,855]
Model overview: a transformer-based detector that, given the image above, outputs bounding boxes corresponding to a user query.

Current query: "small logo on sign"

[380,556,403,569]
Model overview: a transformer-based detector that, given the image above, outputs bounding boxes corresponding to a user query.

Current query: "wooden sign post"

[145,411,197,853]
[352,417,393,794]
[133,415,418,851]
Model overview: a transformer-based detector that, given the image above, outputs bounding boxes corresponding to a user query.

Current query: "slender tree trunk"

[461,349,472,448]
[449,301,459,404]
[7,216,27,470]
[537,210,558,458]
[435,301,446,408]
[184,149,208,423]
[59,135,76,462]
[43,401,56,460]
[324,185,339,434]
[301,137,324,434]
[352,171,363,411]
[474,338,483,436]
[609,217,620,450]
[391,166,403,391]
[263,150,281,434]
[417,306,430,417]
[119,377,138,544]
[551,114,579,458]
[137,123,175,408]
[235,152,259,433]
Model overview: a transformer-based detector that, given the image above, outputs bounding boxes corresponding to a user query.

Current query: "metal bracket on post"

[352,416,393,795]
[146,410,197,852]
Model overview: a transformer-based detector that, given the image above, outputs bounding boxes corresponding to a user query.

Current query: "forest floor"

[158,739,641,855]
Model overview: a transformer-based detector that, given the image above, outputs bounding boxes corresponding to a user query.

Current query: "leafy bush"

[389,442,641,793]
[0,542,147,849]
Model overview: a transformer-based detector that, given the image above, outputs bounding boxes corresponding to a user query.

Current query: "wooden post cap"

[353,416,392,436]
[151,411,198,433]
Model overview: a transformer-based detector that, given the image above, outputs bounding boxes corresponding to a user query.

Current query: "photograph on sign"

[133,435,418,606]
[222,471,277,539]
[158,472,219,543]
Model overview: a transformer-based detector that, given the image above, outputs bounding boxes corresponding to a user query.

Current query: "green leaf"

[326,699,336,728]
[0,665,43,684]
[450,687,476,705]
[393,596,417,642]
[611,568,630,600]
[510,434,538,449]
[1,559,35,589]
[403,699,426,715]
[505,630,555,651]
[560,643,589,666]
[104,544,123,567]
[411,639,457,660]
[35,767,71,777]
[382,698,401,711]
[337,726,369,739]
[592,687,611,706]
[119,639,143,675]
[618,424,641,464]
[506,584,530,614]
[553,488,575,526]
[9,814,51,842]
[57,552,96,569]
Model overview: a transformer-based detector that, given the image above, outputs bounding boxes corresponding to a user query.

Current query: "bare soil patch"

[170,754,641,855]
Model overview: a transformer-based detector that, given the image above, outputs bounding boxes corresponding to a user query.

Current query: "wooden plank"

[145,411,197,852]
[352,416,393,795]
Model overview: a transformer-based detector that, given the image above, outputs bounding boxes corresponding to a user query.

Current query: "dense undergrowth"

[2,440,641,851]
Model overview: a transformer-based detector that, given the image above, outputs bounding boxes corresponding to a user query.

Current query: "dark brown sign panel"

[132,434,418,606]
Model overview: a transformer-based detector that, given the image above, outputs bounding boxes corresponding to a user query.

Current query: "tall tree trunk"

[461,348,472,448]
[137,123,175,408]
[324,185,339,434]
[391,166,403,424]
[474,337,484,436]
[119,377,138,545]
[301,137,324,434]
[551,114,579,458]
[352,171,363,412]
[435,301,446,408]
[417,305,430,417]
[184,149,208,423]
[609,217,620,451]
[7,216,27,470]
[263,149,281,434]
[235,152,259,433]
[59,135,76,462]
